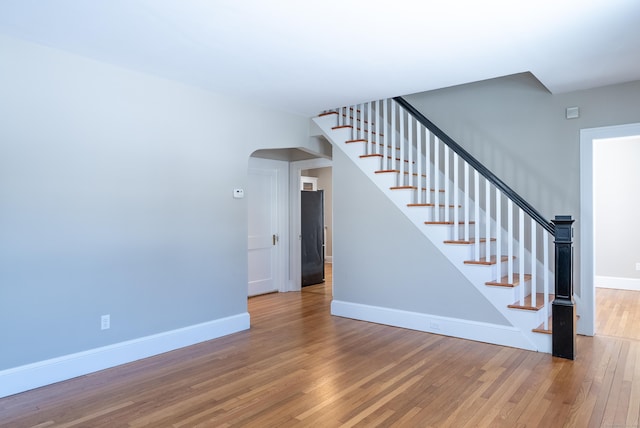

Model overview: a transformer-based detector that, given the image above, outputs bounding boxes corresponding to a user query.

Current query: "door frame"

[289,158,332,292]
[579,122,640,336]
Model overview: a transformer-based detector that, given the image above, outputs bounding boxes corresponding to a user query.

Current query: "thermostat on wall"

[233,188,244,199]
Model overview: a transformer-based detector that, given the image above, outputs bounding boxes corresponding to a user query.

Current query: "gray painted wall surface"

[404,73,640,298]
[0,35,309,370]
[332,149,509,325]
[594,136,640,279]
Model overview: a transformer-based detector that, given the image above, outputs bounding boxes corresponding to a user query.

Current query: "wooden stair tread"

[318,111,338,117]
[485,273,532,287]
[408,203,460,208]
[444,238,496,245]
[464,255,511,265]
[533,314,579,334]
[341,114,375,125]
[390,185,416,190]
[345,139,401,151]
[360,154,383,158]
[375,169,399,174]
[330,124,383,136]
[425,221,476,225]
[508,293,554,311]
[359,154,415,163]
[533,317,552,334]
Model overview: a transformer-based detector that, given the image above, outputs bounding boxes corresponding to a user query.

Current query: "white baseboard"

[596,276,640,291]
[331,300,536,351]
[0,313,250,398]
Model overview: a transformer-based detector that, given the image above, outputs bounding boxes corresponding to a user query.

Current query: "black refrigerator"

[301,190,324,286]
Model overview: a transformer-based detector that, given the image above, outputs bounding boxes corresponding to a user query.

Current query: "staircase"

[313,98,574,355]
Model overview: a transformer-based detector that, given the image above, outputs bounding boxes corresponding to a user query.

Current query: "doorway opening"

[580,123,640,338]
[247,149,332,298]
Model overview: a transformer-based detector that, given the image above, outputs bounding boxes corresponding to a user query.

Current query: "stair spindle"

[464,162,470,241]
[485,178,491,263]
[531,218,537,308]
[543,232,550,330]
[495,187,502,276]
[519,208,525,305]
[508,200,514,284]
[474,170,480,261]
[453,153,459,240]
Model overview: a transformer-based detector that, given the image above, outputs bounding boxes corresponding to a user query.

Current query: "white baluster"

[367,101,373,154]
[417,124,423,204]
[444,145,450,223]
[391,102,396,179]
[434,137,440,222]
[464,162,470,241]
[485,179,491,263]
[453,154,459,241]
[426,130,432,207]
[508,200,514,284]
[382,100,388,169]
[474,170,480,261]
[408,115,414,198]
[399,109,405,184]
[544,232,550,329]
[353,104,362,142]
[531,218,537,308]
[519,208,525,304]
[375,100,380,156]
[495,188,502,277]
[353,104,358,140]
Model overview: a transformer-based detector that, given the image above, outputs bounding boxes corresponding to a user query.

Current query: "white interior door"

[248,167,278,296]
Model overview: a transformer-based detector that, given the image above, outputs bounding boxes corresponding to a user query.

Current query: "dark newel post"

[552,215,576,360]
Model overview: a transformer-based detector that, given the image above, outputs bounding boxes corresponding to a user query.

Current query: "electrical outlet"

[101,314,110,330]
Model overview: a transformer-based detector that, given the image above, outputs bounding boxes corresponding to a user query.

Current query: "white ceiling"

[1,0,639,116]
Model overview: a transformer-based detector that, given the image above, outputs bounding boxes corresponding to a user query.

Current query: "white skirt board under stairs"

[313,109,553,353]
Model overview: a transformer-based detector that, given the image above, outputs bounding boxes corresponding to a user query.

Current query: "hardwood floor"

[2,271,640,427]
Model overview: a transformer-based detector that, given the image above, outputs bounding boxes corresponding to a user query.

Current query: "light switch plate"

[233,188,244,199]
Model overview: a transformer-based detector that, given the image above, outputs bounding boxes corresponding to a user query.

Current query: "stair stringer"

[314,114,552,353]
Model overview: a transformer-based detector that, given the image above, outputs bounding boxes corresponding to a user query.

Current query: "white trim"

[0,313,250,398]
[325,256,333,263]
[580,122,640,336]
[596,276,640,291]
[331,300,537,351]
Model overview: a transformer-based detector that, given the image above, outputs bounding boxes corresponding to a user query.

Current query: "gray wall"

[594,136,640,279]
[0,35,309,370]
[333,149,509,324]
[404,73,640,298]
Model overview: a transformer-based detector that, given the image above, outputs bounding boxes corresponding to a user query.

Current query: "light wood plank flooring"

[2,270,640,427]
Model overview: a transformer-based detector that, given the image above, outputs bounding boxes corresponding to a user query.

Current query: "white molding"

[0,313,250,398]
[596,276,640,291]
[331,300,537,351]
